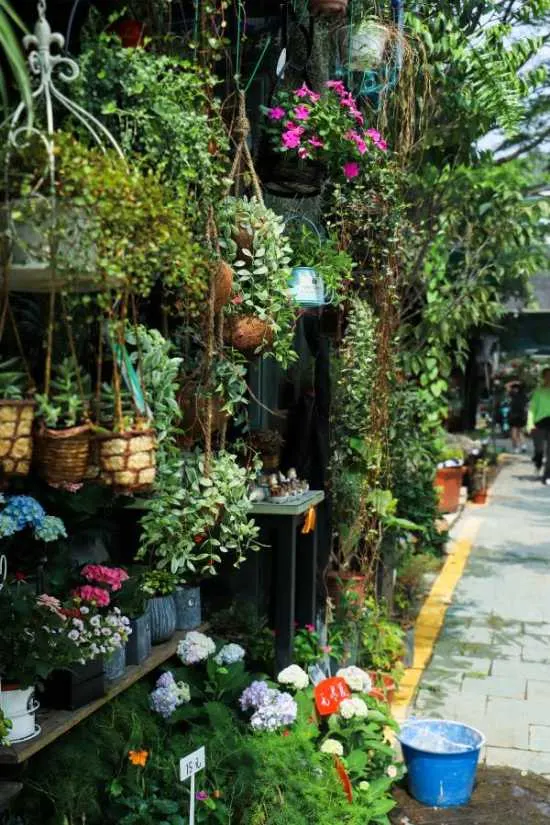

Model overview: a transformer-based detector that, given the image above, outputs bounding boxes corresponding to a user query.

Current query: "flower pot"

[262,453,280,471]
[260,152,326,198]
[126,610,152,666]
[348,21,389,70]
[40,659,105,710]
[224,315,274,352]
[177,384,228,444]
[34,422,91,485]
[0,399,35,478]
[113,18,145,47]
[368,671,396,704]
[213,261,234,312]
[149,595,177,644]
[0,684,39,743]
[472,489,488,504]
[174,586,201,631]
[434,465,465,514]
[310,0,348,15]
[103,645,126,681]
[326,571,367,611]
[97,428,156,492]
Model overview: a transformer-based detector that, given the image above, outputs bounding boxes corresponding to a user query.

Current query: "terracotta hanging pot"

[310,0,348,15]
[213,261,234,312]
[34,422,91,485]
[0,399,35,479]
[113,19,146,48]
[224,315,274,353]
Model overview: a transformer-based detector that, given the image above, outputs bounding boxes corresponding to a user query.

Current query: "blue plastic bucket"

[398,719,485,807]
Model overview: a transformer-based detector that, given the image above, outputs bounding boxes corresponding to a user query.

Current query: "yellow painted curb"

[391,517,481,723]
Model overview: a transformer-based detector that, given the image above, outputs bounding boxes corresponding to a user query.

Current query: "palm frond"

[0,0,32,127]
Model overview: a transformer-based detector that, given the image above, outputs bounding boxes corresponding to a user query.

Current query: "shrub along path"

[399,454,550,776]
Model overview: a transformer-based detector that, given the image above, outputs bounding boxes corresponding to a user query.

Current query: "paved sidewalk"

[411,455,550,776]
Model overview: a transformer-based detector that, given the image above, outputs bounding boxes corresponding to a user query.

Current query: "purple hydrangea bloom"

[149,686,180,719]
[250,691,297,731]
[239,680,277,711]
[156,671,175,689]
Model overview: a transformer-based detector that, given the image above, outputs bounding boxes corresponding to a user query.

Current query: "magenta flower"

[325,79,346,95]
[73,585,111,607]
[366,128,382,143]
[294,83,314,98]
[282,130,302,149]
[268,106,286,121]
[298,146,309,159]
[309,90,321,103]
[343,161,360,180]
[294,105,310,121]
[308,135,324,148]
[346,130,367,155]
[377,138,388,152]
[196,791,209,802]
[352,110,364,125]
[305,624,315,633]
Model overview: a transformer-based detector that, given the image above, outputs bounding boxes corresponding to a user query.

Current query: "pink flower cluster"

[325,79,364,125]
[73,585,111,607]
[81,564,129,592]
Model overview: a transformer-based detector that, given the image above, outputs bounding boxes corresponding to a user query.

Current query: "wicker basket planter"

[97,429,156,492]
[0,399,35,478]
[224,315,274,352]
[214,261,234,312]
[34,422,91,485]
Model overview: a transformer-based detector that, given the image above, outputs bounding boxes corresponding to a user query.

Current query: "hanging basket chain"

[228,90,264,205]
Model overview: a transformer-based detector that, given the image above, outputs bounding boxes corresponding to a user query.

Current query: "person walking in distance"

[508,381,527,454]
[527,368,550,485]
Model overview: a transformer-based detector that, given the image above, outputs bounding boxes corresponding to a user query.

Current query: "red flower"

[194,534,205,544]
[14,571,26,581]
[282,730,291,737]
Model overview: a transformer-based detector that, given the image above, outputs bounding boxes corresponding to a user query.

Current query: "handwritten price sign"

[180,746,206,825]
[314,677,350,716]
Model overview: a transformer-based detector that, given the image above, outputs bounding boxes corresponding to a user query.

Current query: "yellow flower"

[128,749,149,767]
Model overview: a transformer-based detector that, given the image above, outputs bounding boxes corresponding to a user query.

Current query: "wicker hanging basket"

[0,399,35,478]
[34,423,91,485]
[224,315,274,352]
[97,428,156,493]
[214,261,234,312]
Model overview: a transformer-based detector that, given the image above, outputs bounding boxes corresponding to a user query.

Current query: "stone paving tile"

[492,659,550,680]
[527,679,550,701]
[486,696,550,726]
[460,675,526,699]
[530,726,550,752]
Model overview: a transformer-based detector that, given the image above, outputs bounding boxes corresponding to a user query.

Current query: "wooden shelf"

[250,490,325,516]
[0,631,188,765]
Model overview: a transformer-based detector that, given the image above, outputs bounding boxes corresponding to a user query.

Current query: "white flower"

[336,666,372,694]
[214,643,246,666]
[177,631,216,665]
[387,765,398,779]
[80,606,90,615]
[90,616,101,627]
[68,629,80,641]
[359,781,370,791]
[320,738,344,756]
[277,665,309,691]
[339,697,368,720]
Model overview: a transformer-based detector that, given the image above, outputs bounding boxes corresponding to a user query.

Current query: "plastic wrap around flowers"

[177,631,216,665]
[0,495,66,542]
[239,680,297,731]
[149,671,191,719]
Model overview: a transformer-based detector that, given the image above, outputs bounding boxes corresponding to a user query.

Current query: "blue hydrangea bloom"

[0,514,18,538]
[34,516,67,543]
[3,496,46,530]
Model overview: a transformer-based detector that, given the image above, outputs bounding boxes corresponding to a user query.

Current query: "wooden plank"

[0,782,23,812]
[250,490,325,516]
[0,631,189,765]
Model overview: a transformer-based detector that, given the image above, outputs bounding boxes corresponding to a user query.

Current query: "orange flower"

[128,750,149,767]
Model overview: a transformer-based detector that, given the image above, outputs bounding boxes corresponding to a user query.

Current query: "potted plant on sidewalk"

[434,445,465,513]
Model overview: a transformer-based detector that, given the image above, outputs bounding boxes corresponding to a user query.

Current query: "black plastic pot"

[41,658,105,710]
[258,142,326,198]
[126,610,152,665]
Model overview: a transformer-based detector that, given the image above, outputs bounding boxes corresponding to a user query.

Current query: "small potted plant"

[0,356,35,480]
[248,429,285,471]
[141,570,178,645]
[434,445,465,514]
[471,458,489,504]
[115,572,152,666]
[34,358,92,486]
[218,197,297,368]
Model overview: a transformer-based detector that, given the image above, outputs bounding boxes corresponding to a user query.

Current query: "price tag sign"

[180,746,206,825]
[314,677,351,716]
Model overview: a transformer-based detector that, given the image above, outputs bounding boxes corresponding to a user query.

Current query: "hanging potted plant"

[310,0,349,15]
[218,197,297,368]
[345,18,392,71]
[141,570,177,645]
[0,356,35,480]
[34,358,92,486]
[260,80,388,196]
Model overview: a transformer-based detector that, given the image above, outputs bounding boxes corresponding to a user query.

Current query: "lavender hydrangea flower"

[156,671,175,689]
[177,631,216,665]
[239,680,277,711]
[214,643,246,666]
[149,671,190,719]
[250,691,297,731]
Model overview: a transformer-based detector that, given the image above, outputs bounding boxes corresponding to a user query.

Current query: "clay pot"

[113,19,145,47]
[368,672,396,704]
[224,316,274,352]
[310,0,348,15]
[472,489,488,505]
[326,571,367,611]
[434,465,465,514]
[213,261,234,312]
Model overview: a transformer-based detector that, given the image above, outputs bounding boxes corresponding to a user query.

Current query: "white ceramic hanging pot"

[349,20,389,70]
[0,684,40,743]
